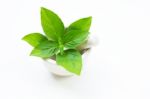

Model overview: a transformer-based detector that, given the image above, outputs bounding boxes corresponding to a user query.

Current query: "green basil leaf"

[67,16,92,32]
[56,49,82,75]
[30,40,59,58]
[22,33,47,47]
[63,30,89,48]
[41,7,65,41]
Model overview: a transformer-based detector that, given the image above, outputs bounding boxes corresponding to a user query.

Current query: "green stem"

[60,45,64,55]
[58,38,64,55]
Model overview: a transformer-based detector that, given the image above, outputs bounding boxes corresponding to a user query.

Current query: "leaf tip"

[41,7,48,13]
[88,16,92,18]
[21,35,27,41]
[87,16,92,21]
[75,71,81,76]
[29,50,34,56]
[41,7,46,10]
[40,7,53,13]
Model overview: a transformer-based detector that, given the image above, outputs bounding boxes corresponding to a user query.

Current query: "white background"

[0,0,150,99]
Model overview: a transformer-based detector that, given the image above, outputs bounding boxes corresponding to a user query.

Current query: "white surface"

[0,0,150,99]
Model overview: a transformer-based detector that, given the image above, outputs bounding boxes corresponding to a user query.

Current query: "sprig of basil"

[22,7,92,75]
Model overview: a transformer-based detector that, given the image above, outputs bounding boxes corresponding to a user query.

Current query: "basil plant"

[22,7,92,75]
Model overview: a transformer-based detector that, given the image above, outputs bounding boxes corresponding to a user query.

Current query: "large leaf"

[67,16,92,32]
[63,30,89,48]
[22,33,47,47]
[56,49,82,75]
[41,7,65,41]
[30,40,58,58]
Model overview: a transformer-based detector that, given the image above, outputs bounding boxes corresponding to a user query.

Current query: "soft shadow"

[51,73,74,80]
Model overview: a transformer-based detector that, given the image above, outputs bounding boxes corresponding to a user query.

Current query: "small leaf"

[22,33,47,47]
[56,49,82,75]
[30,40,58,58]
[67,16,92,32]
[41,7,65,41]
[63,30,89,48]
